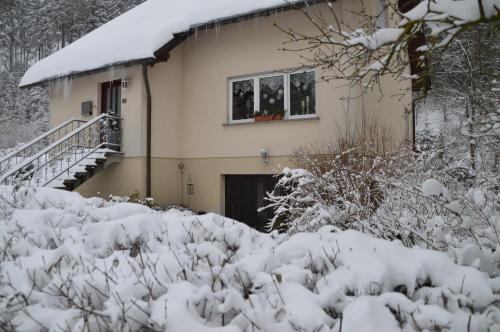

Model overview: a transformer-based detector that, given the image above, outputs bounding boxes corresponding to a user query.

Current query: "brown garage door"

[225,175,278,232]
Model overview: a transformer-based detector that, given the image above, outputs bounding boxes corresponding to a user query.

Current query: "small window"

[259,75,285,115]
[290,71,316,117]
[231,79,254,121]
[375,0,389,28]
[228,69,316,123]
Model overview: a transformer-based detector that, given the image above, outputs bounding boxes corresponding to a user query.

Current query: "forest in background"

[0,0,144,149]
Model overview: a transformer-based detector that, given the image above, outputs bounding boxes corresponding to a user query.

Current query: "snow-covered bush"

[2,186,500,331]
[0,185,42,221]
[262,107,499,274]
[263,118,402,233]
[365,148,500,275]
[266,137,499,275]
[263,146,394,233]
[109,190,166,211]
[365,96,499,271]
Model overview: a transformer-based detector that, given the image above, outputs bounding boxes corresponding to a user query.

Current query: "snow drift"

[1,186,500,331]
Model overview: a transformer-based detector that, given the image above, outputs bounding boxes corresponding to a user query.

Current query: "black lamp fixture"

[260,148,269,165]
[187,175,195,196]
[122,79,130,89]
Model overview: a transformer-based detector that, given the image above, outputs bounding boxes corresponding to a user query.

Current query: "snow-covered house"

[12,0,413,230]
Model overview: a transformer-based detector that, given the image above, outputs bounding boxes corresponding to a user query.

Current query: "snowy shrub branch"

[2,186,500,331]
[281,0,500,91]
[264,130,499,275]
[262,144,397,233]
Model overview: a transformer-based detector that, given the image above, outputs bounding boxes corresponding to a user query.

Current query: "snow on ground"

[1,186,500,331]
[415,95,447,135]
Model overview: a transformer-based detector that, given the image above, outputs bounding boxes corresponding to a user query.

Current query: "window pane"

[375,0,388,28]
[232,79,254,120]
[259,75,285,115]
[290,71,315,116]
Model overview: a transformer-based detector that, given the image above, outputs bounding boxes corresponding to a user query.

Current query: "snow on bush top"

[19,0,297,88]
[1,186,500,331]
[421,178,446,197]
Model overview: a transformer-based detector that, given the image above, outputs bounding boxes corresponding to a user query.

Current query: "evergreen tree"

[0,0,146,149]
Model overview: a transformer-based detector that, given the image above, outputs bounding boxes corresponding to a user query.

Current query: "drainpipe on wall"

[142,62,152,198]
[412,99,417,151]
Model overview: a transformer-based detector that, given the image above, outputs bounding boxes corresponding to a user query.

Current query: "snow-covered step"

[30,152,114,191]
[2,114,123,191]
[58,173,77,181]
[77,159,99,167]
[88,152,107,159]
[70,165,89,173]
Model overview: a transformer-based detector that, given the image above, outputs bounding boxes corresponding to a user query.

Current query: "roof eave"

[19,57,159,89]
[153,32,191,60]
[21,0,319,89]
[155,1,315,59]
[190,0,312,30]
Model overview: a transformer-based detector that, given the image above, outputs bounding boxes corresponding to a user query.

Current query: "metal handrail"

[14,144,86,185]
[0,114,122,187]
[0,118,87,175]
[13,142,117,187]
[0,118,86,163]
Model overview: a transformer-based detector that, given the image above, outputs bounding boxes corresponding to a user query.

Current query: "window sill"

[223,116,319,126]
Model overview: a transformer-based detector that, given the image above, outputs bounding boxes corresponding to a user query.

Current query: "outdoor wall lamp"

[122,79,130,89]
[260,148,269,165]
[187,175,195,196]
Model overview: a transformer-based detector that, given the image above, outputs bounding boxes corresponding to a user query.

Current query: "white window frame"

[228,69,316,123]
[228,77,256,124]
[287,69,317,120]
[256,72,289,118]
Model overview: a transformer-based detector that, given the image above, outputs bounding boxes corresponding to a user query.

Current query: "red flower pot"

[255,113,284,122]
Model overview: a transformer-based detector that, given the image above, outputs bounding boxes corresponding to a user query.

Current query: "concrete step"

[60,151,123,191]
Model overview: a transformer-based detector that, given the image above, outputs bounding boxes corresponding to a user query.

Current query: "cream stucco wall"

[77,157,146,199]
[48,64,149,198]
[74,155,291,214]
[149,47,184,159]
[181,156,293,214]
[47,1,412,213]
[49,65,147,157]
[178,3,410,159]
[151,157,182,206]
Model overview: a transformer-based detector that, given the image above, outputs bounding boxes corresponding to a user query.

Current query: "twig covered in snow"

[1,186,500,331]
[281,0,500,92]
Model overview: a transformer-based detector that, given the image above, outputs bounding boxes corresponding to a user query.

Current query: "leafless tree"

[281,0,500,93]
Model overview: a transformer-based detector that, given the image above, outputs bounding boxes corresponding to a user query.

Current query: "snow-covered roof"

[20,0,300,88]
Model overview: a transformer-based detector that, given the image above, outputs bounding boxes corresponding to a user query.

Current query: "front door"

[101,80,121,116]
[100,80,121,149]
[225,175,279,232]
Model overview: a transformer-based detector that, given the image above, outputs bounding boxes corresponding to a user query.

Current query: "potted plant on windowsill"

[254,110,284,122]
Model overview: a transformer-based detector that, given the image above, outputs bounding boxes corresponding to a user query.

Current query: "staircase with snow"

[0,114,122,191]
